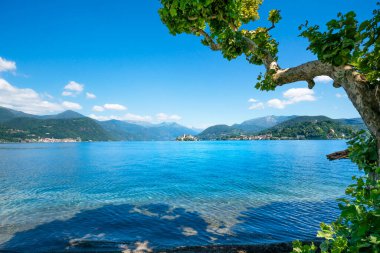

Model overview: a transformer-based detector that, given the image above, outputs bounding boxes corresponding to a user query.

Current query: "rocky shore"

[158,242,296,253]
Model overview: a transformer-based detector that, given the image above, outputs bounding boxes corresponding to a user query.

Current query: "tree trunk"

[378,136,380,167]
[331,65,380,165]
[270,61,380,164]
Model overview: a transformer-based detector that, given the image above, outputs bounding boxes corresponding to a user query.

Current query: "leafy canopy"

[300,3,380,86]
[160,1,380,89]
[159,0,280,64]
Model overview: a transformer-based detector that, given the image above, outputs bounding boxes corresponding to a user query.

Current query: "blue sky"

[0,0,375,128]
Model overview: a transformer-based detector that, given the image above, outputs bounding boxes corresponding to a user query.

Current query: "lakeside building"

[176,134,198,141]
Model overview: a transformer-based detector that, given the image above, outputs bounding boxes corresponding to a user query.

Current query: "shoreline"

[52,242,321,253]
[0,138,349,144]
[158,243,299,253]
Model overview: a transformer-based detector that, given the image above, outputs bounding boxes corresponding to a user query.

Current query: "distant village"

[176,132,347,141]
[217,134,309,140]
[175,133,287,141]
[176,134,199,141]
[22,138,82,143]
[176,134,289,141]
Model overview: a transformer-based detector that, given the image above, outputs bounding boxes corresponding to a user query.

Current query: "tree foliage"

[159,0,280,63]
[159,1,380,90]
[292,132,380,253]
[299,3,380,86]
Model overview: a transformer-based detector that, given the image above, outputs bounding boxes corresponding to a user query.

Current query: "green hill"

[233,115,296,133]
[0,107,199,142]
[0,106,35,122]
[336,118,367,130]
[1,117,111,142]
[197,125,244,140]
[99,121,198,141]
[0,106,366,142]
[198,116,362,140]
[260,116,357,139]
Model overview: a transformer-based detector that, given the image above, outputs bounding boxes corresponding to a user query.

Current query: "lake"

[0,141,358,252]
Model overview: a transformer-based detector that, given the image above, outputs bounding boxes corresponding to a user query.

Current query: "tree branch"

[191,28,221,51]
[326,149,349,160]
[266,59,380,144]
[271,60,333,86]
[265,22,276,32]
[243,36,277,71]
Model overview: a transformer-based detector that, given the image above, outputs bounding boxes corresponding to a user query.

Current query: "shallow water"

[0,141,358,252]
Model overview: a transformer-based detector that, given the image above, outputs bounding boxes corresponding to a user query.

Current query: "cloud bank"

[62,81,84,97]
[0,57,16,72]
[89,112,181,123]
[248,88,316,110]
[0,78,82,114]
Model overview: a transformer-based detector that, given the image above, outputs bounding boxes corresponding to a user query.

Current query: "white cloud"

[89,113,153,122]
[92,105,105,112]
[41,92,54,100]
[92,103,127,112]
[86,92,96,99]
[267,98,286,109]
[62,101,82,110]
[0,57,16,72]
[249,102,264,110]
[89,112,181,123]
[88,114,112,121]
[283,88,316,103]
[156,113,181,122]
[62,91,74,96]
[267,88,316,109]
[124,113,153,122]
[314,75,333,83]
[62,81,84,97]
[0,78,64,114]
[103,103,127,111]
[64,81,84,92]
[248,98,264,110]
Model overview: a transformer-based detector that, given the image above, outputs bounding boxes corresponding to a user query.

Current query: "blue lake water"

[0,141,358,252]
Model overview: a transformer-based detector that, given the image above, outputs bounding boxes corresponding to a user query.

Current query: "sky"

[0,0,375,129]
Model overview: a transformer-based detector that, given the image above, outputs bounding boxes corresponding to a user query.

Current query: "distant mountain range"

[198,115,366,140]
[0,106,198,142]
[0,106,366,142]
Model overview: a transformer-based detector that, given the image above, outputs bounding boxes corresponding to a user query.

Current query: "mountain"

[198,115,364,140]
[0,106,367,142]
[273,115,332,126]
[197,125,244,140]
[146,122,198,141]
[99,121,198,141]
[0,108,111,142]
[1,117,111,142]
[336,118,366,130]
[198,116,297,140]
[0,107,85,121]
[98,120,150,141]
[40,110,85,120]
[0,107,201,142]
[233,115,297,133]
[0,106,35,122]
[260,116,356,139]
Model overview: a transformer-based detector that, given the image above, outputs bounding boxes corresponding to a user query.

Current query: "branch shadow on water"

[0,203,214,252]
[0,200,339,252]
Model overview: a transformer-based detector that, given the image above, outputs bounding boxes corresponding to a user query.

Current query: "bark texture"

[268,60,380,163]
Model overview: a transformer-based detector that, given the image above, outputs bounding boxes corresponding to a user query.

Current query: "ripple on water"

[0,141,359,252]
